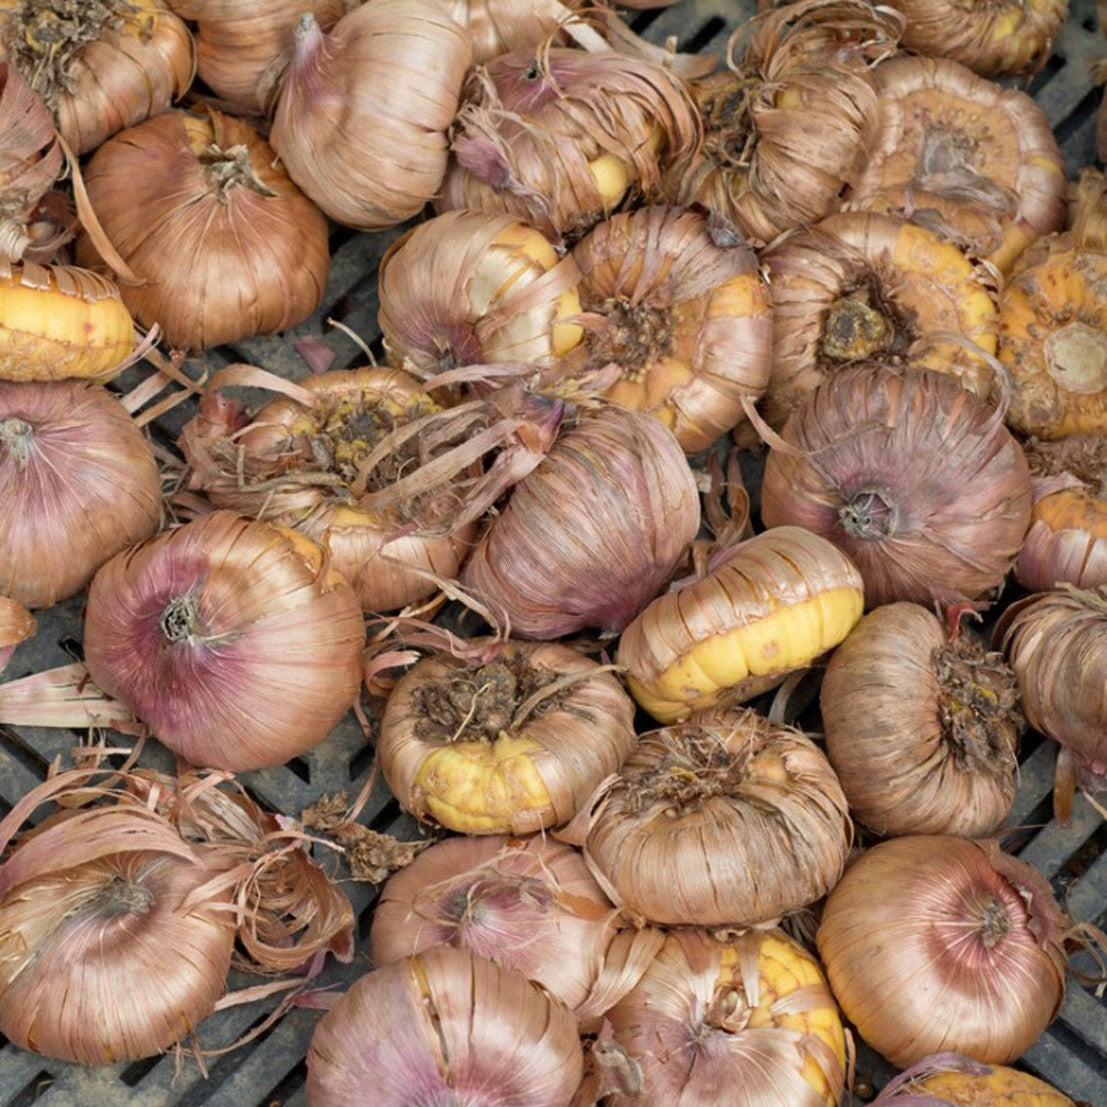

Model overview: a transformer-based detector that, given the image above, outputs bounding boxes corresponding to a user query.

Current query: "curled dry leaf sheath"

[618,525,863,724]
[888,0,1066,77]
[997,585,1107,807]
[439,45,701,242]
[370,833,656,1020]
[763,211,998,428]
[379,639,637,834]
[441,0,584,63]
[166,0,347,115]
[0,379,161,608]
[0,260,134,381]
[760,365,1033,608]
[816,836,1071,1067]
[821,603,1021,838]
[82,511,365,772]
[605,927,846,1107]
[378,209,584,377]
[270,1,472,229]
[75,108,329,352]
[872,1052,1077,1105]
[1016,436,1107,591]
[0,0,194,156]
[567,205,772,453]
[305,946,584,1107]
[580,708,851,927]
[664,0,903,246]
[847,55,1066,273]
[0,63,62,262]
[461,405,700,639]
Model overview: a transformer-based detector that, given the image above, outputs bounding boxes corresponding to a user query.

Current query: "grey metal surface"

[1,1,1106,1103]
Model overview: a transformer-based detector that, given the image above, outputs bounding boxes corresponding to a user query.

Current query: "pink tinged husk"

[1016,512,1107,592]
[760,364,1033,607]
[577,707,852,927]
[0,596,34,673]
[996,586,1107,804]
[81,511,365,772]
[439,46,701,241]
[0,379,162,609]
[461,405,700,638]
[604,928,845,1107]
[816,835,1071,1068]
[270,3,473,229]
[305,945,584,1106]
[369,833,659,1020]
[566,205,772,453]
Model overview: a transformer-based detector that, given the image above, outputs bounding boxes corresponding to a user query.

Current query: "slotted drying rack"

[1,2,1106,1103]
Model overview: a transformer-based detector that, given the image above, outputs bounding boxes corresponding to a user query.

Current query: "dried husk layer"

[872,1052,1077,1105]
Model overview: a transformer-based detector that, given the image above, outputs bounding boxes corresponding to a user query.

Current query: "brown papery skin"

[378,209,583,376]
[763,211,998,428]
[997,586,1107,795]
[568,205,772,453]
[761,365,1033,607]
[166,0,348,114]
[0,380,161,609]
[604,927,845,1107]
[847,55,1066,273]
[0,852,234,1065]
[461,406,699,639]
[581,707,852,927]
[816,836,1070,1068]
[439,46,701,243]
[178,368,476,614]
[305,946,583,1107]
[663,0,903,247]
[0,0,194,156]
[887,0,1066,77]
[378,639,637,834]
[75,108,329,352]
[369,834,624,1014]
[83,512,365,772]
[821,603,1020,838]
[271,2,472,229]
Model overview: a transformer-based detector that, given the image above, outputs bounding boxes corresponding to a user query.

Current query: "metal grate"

[2,1,1106,1102]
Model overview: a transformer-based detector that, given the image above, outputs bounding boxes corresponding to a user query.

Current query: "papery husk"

[0,259,135,381]
[1016,436,1107,591]
[439,45,701,243]
[563,205,771,453]
[178,366,560,613]
[996,585,1107,810]
[270,2,472,229]
[0,596,33,673]
[370,833,662,1024]
[604,926,846,1106]
[166,0,349,114]
[886,0,1066,77]
[663,0,903,247]
[379,639,637,835]
[82,511,365,772]
[576,706,851,928]
[763,211,998,428]
[460,404,700,639]
[821,603,1021,838]
[0,765,354,1065]
[618,525,863,724]
[847,55,1066,274]
[871,1052,1077,1105]
[306,945,584,1106]
[0,63,63,262]
[74,107,329,352]
[0,378,162,608]
[816,836,1071,1067]
[379,209,584,377]
[0,0,195,156]
[760,365,1033,608]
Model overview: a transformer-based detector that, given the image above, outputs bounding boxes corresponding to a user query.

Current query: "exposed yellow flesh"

[589,152,633,210]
